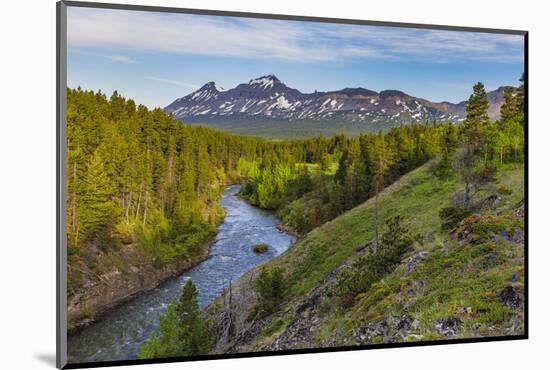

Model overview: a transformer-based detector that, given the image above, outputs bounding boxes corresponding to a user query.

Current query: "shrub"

[67,246,79,257]
[439,205,471,230]
[469,214,523,239]
[497,185,512,195]
[252,267,288,318]
[252,243,269,254]
[334,216,416,299]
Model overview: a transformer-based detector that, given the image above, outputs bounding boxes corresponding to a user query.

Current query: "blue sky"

[67,6,524,109]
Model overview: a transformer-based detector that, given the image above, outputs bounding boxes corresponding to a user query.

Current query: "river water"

[67,185,296,364]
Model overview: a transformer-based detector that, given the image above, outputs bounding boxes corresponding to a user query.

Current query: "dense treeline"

[248,123,457,234]
[68,88,252,265]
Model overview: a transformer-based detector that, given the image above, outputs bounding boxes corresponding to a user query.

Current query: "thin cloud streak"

[67,7,524,64]
[146,77,200,89]
[109,55,137,64]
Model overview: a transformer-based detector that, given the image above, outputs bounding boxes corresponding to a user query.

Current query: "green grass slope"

[210,161,525,352]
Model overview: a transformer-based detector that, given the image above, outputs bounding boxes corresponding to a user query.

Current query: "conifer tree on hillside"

[296,164,313,197]
[494,75,525,163]
[460,82,492,209]
[253,267,287,317]
[466,82,490,126]
[175,280,212,355]
[78,148,118,243]
[138,280,212,358]
[435,124,459,179]
[371,132,394,252]
[342,140,363,209]
[500,87,521,122]
[334,148,349,184]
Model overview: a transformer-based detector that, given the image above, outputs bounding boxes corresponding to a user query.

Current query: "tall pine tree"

[460,82,492,209]
[78,147,118,242]
[371,132,393,252]
[138,280,212,358]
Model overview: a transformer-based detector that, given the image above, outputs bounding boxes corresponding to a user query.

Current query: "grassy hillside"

[208,160,525,352]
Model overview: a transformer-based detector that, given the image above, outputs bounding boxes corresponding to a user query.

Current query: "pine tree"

[435,124,459,179]
[460,82,493,209]
[78,148,118,241]
[138,280,212,358]
[371,133,394,252]
[343,140,362,209]
[296,165,313,197]
[319,153,330,172]
[500,87,520,121]
[334,148,349,184]
[253,267,287,317]
[466,83,490,126]
[175,280,212,355]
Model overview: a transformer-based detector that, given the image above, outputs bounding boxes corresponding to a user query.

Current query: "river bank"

[67,185,296,364]
[67,237,215,334]
[67,182,244,333]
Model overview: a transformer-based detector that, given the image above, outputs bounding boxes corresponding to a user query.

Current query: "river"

[67,185,296,364]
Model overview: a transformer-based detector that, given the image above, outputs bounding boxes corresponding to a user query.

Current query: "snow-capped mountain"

[165,75,508,126]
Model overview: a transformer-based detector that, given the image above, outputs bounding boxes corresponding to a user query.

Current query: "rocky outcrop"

[67,242,212,333]
[435,317,463,337]
[352,316,419,344]
[500,284,525,310]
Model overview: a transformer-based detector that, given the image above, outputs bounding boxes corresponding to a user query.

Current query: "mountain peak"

[200,81,224,92]
[332,87,378,97]
[181,81,223,103]
[248,74,281,89]
[379,90,410,99]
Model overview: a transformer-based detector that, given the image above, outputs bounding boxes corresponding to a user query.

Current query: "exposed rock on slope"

[67,240,212,333]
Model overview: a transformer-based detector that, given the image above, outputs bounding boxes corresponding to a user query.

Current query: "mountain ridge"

[165,74,510,128]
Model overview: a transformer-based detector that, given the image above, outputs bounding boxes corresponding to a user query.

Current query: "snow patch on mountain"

[249,75,278,90]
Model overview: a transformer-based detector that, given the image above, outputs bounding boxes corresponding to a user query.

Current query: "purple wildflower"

[512,273,518,282]
[419,280,425,288]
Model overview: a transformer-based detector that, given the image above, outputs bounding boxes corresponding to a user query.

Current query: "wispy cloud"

[67,7,523,64]
[146,77,199,89]
[108,55,137,64]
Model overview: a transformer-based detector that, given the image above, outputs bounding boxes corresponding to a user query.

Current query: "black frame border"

[56,1,529,369]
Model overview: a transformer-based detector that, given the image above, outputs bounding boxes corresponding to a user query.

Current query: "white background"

[0,0,547,369]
